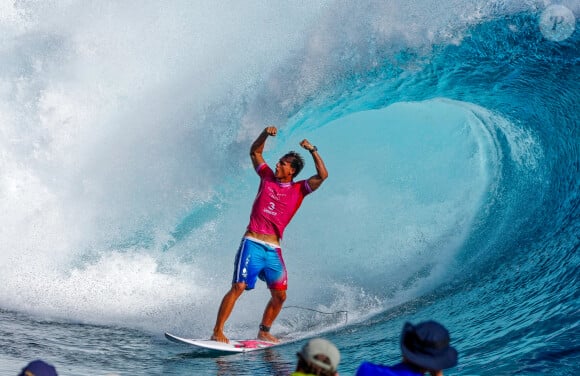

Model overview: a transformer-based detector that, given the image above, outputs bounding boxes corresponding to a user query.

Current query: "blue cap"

[401,321,458,371]
[18,360,58,376]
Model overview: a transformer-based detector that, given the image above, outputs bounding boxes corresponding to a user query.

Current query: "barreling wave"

[0,4,577,373]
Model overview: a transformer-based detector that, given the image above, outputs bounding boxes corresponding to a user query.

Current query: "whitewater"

[0,1,578,375]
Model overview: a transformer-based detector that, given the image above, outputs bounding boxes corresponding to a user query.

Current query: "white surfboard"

[164,332,280,353]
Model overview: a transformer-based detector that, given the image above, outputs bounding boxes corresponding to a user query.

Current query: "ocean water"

[0,1,578,375]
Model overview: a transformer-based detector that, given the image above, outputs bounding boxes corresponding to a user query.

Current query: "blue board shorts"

[232,237,287,291]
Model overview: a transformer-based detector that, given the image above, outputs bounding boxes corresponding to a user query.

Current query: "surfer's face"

[275,157,295,181]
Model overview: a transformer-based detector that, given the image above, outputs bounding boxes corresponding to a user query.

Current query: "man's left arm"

[300,139,328,192]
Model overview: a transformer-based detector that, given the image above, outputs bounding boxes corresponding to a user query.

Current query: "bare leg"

[212,283,246,343]
[257,289,286,342]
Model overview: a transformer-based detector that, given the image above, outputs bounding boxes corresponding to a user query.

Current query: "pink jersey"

[247,163,312,239]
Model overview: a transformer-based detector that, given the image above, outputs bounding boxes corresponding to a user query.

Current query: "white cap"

[298,338,340,373]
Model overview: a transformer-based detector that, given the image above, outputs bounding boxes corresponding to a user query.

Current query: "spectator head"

[296,338,341,376]
[18,360,57,376]
[401,320,458,371]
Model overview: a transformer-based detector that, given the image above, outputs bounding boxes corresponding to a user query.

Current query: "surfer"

[212,126,328,343]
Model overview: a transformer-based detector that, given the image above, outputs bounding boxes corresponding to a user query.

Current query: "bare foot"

[211,330,229,343]
[258,330,279,343]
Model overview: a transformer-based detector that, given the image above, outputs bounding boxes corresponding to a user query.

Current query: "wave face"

[0,1,578,374]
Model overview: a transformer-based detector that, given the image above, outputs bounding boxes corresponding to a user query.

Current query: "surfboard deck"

[164,332,281,353]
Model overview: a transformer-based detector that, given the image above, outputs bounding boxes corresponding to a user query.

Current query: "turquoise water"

[0,1,578,375]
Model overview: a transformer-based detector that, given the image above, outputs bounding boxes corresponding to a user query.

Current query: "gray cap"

[298,338,340,373]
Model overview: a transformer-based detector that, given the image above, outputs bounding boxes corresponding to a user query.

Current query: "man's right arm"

[250,126,277,169]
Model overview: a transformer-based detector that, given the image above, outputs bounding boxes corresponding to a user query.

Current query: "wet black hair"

[283,151,305,177]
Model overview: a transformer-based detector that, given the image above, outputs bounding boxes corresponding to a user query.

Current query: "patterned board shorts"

[232,237,288,290]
